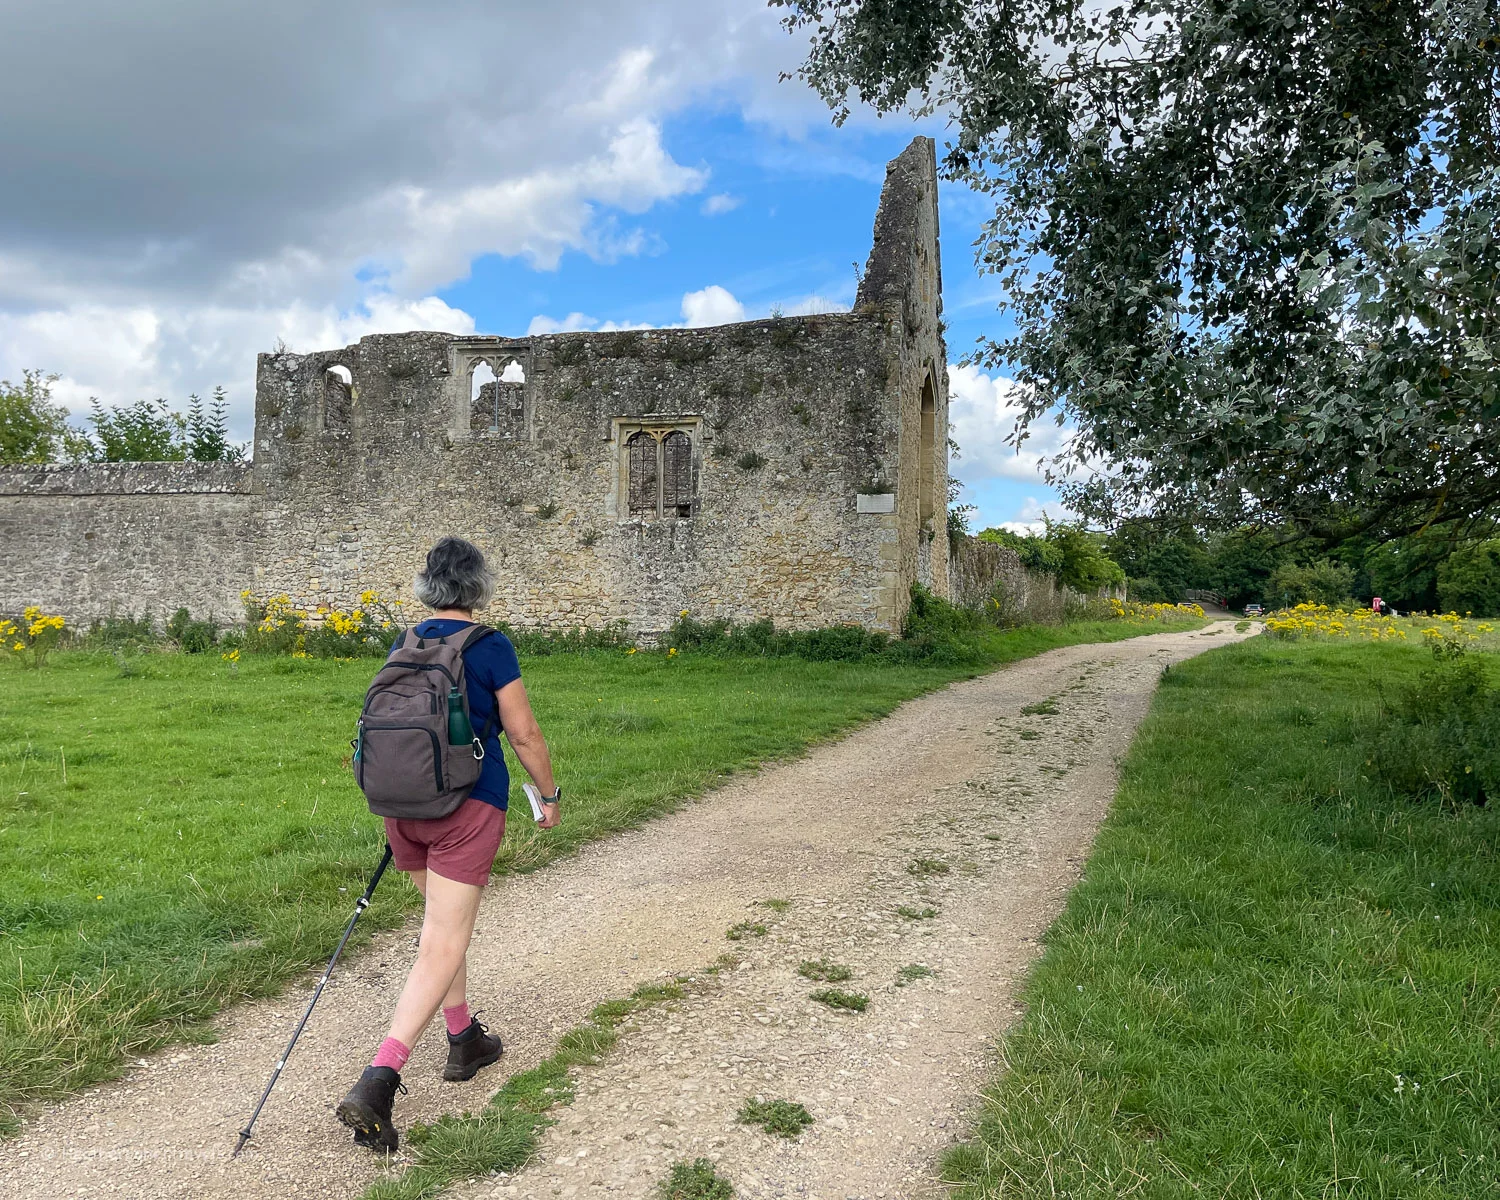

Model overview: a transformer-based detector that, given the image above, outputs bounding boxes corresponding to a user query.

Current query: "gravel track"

[0,622,1245,1200]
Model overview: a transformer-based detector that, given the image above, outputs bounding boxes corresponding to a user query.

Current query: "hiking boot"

[443,1016,504,1082]
[335,1065,405,1152]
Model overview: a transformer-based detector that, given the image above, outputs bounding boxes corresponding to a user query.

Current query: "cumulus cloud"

[386,118,705,292]
[948,363,1075,488]
[989,496,1079,536]
[526,312,600,336]
[0,0,835,432]
[701,193,742,216]
[526,283,856,335]
[680,285,746,327]
[0,296,476,442]
[775,293,851,317]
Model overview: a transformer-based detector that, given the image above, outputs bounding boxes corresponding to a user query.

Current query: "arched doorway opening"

[919,371,936,524]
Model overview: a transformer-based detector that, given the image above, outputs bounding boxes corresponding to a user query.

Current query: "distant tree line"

[1102,520,1500,617]
[956,517,1499,617]
[0,369,245,464]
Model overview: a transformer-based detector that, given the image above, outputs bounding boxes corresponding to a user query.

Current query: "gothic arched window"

[624,426,696,519]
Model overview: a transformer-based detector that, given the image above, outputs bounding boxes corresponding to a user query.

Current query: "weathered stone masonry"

[0,138,949,636]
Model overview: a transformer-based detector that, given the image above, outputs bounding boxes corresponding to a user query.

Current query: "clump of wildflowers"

[1,606,67,667]
[241,588,403,657]
[1108,597,1206,623]
[1262,602,1491,646]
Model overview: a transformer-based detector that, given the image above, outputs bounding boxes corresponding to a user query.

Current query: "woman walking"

[336,537,560,1151]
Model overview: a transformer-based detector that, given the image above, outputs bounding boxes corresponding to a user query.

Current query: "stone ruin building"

[0,138,950,637]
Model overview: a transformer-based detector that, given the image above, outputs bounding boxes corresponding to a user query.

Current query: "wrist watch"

[543,786,562,804]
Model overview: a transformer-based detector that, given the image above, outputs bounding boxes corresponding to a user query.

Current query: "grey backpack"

[353,624,494,820]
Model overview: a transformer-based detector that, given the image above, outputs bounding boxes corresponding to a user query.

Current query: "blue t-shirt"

[411,619,522,811]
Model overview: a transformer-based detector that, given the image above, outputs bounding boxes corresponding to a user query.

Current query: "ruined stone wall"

[250,312,907,635]
[0,137,949,638]
[854,137,950,629]
[0,462,258,622]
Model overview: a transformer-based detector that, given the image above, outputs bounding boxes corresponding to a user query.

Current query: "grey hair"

[413,537,494,611]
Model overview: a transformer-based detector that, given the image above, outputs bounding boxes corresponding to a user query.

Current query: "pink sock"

[371,1036,410,1072]
[443,1002,472,1036]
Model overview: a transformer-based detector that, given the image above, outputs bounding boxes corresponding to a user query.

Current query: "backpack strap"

[459,623,495,652]
[457,625,499,740]
[384,627,417,658]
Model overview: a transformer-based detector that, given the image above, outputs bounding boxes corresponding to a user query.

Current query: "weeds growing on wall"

[499,622,632,656]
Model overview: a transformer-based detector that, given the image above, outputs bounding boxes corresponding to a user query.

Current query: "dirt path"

[0,622,1247,1200]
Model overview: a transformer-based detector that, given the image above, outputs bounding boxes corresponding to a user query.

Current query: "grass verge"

[0,615,1202,1128]
[942,637,1500,1198]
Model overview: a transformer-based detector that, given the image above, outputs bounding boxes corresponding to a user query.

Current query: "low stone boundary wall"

[949,536,1106,625]
[0,463,259,624]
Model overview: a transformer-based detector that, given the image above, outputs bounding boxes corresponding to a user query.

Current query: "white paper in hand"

[522,783,546,823]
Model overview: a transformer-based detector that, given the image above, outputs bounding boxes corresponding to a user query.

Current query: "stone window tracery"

[468,356,527,436]
[623,425,696,519]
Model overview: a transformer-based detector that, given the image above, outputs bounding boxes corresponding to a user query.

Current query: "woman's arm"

[496,678,560,827]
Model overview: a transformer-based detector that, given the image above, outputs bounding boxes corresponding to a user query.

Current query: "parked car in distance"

[1244,603,1264,617]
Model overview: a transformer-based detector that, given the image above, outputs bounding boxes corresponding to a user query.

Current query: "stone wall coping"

[0,461,256,496]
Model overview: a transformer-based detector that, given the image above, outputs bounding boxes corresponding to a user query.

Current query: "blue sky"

[0,1,1065,530]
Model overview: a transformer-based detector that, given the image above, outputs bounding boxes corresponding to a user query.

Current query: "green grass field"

[943,638,1500,1198]
[0,617,1197,1129]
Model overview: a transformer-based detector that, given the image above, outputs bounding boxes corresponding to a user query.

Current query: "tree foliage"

[978,520,1125,591]
[87,398,188,462]
[0,370,92,463]
[776,0,1500,543]
[1436,539,1500,614]
[1266,559,1357,606]
[183,389,244,462]
[1,369,244,464]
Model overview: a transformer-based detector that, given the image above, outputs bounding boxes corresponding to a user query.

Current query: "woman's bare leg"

[387,870,483,1048]
[408,869,469,1012]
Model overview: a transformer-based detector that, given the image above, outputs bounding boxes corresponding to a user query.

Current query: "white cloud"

[948,362,1074,488]
[528,284,751,333]
[384,118,706,293]
[524,284,855,340]
[991,496,1078,535]
[701,193,742,215]
[0,295,475,442]
[526,312,600,336]
[680,285,746,327]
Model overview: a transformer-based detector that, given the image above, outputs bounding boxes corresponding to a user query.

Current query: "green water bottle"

[446,687,474,745]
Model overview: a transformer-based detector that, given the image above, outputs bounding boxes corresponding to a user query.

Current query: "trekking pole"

[232,843,394,1157]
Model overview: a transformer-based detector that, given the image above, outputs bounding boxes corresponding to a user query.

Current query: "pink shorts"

[384,798,506,887]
